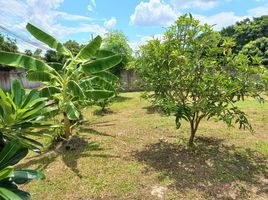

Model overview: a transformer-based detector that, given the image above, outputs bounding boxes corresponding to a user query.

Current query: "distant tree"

[24,49,33,56]
[64,40,81,56]
[102,30,133,76]
[44,50,64,63]
[136,14,267,146]
[240,37,268,66]
[33,48,42,59]
[0,35,18,52]
[0,35,18,71]
[221,16,268,52]
[44,40,81,63]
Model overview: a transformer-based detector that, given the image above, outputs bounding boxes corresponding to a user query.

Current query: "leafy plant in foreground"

[0,139,45,200]
[136,14,267,146]
[0,80,53,153]
[0,23,122,139]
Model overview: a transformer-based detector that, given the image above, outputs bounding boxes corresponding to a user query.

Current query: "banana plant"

[0,80,54,153]
[0,139,45,200]
[0,23,122,139]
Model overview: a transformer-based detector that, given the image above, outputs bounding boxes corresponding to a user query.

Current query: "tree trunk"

[188,116,202,146]
[189,120,196,146]
[63,113,71,139]
[0,133,4,152]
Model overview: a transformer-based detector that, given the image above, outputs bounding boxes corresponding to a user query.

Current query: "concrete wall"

[0,69,41,90]
[0,68,141,92]
[120,69,141,92]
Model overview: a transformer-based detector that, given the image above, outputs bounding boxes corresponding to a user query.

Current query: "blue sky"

[0,0,267,52]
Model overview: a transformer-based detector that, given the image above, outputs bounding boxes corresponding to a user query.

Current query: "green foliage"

[136,14,267,145]
[0,139,45,200]
[221,16,268,52]
[32,48,42,59]
[44,40,81,63]
[0,23,122,139]
[63,40,81,56]
[0,51,52,72]
[24,49,32,56]
[0,35,18,71]
[240,37,268,66]
[96,98,112,111]
[0,80,53,153]
[44,50,64,63]
[0,35,18,53]
[102,30,133,76]
[26,23,70,56]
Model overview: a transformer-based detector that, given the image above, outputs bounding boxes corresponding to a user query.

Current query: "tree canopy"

[240,37,268,66]
[102,30,133,76]
[136,14,267,146]
[0,35,18,71]
[0,35,18,53]
[221,16,268,52]
[64,40,81,56]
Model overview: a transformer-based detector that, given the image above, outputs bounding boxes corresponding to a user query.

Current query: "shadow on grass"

[134,136,268,199]
[18,136,117,178]
[82,120,116,127]
[78,127,115,137]
[142,105,166,115]
[93,108,115,116]
[113,95,132,103]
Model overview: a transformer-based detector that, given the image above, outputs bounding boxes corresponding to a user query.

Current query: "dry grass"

[19,92,268,200]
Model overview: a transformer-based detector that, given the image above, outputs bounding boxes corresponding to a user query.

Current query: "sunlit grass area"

[20,92,268,200]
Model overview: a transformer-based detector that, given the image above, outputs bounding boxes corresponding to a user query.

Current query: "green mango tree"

[0,23,121,139]
[136,14,267,146]
[0,139,45,200]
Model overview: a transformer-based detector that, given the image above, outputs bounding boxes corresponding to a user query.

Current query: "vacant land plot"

[20,92,268,200]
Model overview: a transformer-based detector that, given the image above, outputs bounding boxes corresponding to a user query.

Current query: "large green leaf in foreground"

[26,23,70,56]
[0,51,52,71]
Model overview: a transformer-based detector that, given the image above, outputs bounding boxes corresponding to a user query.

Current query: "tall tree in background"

[64,40,81,56]
[33,48,42,59]
[240,37,268,66]
[44,49,64,63]
[102,30,133,76]
[24,49,33,56]
[0,35,18,53]
[0,35,18,71]
[221,16,268,52]
[44,40,81,63]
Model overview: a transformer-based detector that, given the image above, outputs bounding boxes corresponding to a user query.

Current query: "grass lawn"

[19,92,268,200]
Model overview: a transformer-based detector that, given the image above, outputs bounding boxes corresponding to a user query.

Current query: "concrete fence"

[0,69,42,90]
[120,69,141,92]
[0,68,141,91]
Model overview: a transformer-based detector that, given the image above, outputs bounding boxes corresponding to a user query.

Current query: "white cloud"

[87,5,93,11]
[130,0,178,26]
[55,12,93,21]
[0,0,108,51]
[248,3,268,17]
[129,34,164,51]
[171,0,219,10]
[104,17,117,28]
[91,0,96,7]
[194,3,268,31]
[61,24,107,36]
[194,12,250,30]
[87,0,96,11]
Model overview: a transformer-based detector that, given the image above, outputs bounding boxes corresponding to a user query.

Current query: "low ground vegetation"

[20,92,268,200]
